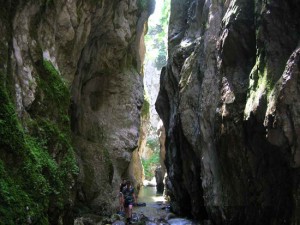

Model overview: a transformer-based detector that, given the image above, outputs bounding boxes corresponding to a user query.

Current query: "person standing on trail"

[122,180,137,224]
[119,179,127,212]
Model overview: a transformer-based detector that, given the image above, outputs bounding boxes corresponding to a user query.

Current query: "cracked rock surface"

[156,0,300,224]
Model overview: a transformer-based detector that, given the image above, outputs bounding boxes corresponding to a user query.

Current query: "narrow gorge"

[0,0,300,225]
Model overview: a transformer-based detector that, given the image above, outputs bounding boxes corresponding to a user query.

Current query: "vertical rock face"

[157,120,166,177]
[71,0,152,212]
[0,0,153,223]
[144,61,161,128]
[156,0,300,224]
[127,95,150,191]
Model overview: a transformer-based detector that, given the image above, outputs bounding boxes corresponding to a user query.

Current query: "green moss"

[0,160,32,225]
[0,75,47,224]
[0,58,78,223]
[0,29,9,74]
[248,49,275,95]
[0,0,78,221]
[28,60,70,127]
[244,49,276,118]
[40,60,69,112]
[249,26,275,97]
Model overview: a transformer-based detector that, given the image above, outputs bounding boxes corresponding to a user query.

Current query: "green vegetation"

[34,60,70,119]
[245,48,276,118]
[0,1,77,223]
[141,1,170,180]
[141,137,160,180]
[142,152,160,180]
[146,136,160,152]
[145,0,170,70]
[0,59,78,224]
[154,43,167,69]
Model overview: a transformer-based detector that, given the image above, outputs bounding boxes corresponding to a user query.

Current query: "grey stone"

[1,0,154,222]
[155,166,164,193]
[156,0,300,224]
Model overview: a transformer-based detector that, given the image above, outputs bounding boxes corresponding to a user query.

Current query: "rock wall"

[0,0,153,223]
[156,0,300,224]
[127,93,150,191]
[157,120,166,177]
[144,60,161,129]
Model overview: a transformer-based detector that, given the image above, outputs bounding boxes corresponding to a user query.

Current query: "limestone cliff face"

[127,94,150,190]
[0,0,153,223]
[71,0,154,212]
[156,0,300,224]
[144,61,161,128]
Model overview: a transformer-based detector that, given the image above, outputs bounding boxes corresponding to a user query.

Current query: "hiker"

[122,180,137,224]
[119,179,127,212]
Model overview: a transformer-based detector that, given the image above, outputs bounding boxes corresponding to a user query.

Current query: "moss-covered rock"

[1,0,153,222]
[0,74,77,224]
[0,56,78,224]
